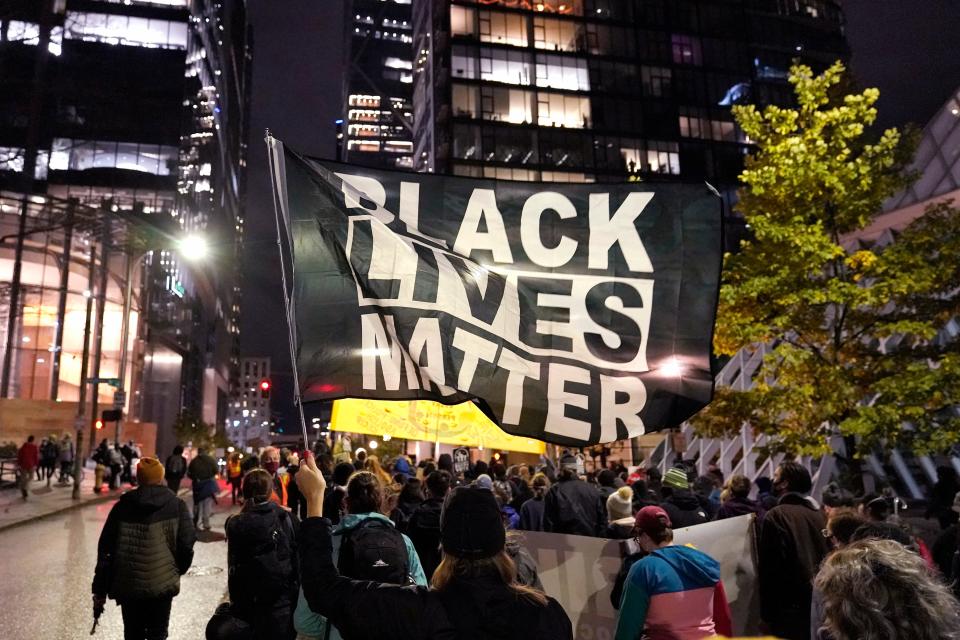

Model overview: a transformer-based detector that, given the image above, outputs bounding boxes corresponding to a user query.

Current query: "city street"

[0,490,238,639]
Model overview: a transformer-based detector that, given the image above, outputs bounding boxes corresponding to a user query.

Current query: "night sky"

[240,0,960,427]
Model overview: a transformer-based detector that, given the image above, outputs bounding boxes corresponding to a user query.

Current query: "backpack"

[227,507,298,609]
[337,517,411,585]
[166,455,185,476]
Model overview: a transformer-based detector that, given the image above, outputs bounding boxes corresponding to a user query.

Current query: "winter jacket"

[502,505,520,530]
[92,484,195,602]
[758,493,829,640]
[17,442,39,471]
[519,497,545,531]
[297,516,573,640]
[225,501,300,639]
[661,490,709,529]
[59,439,75,463]
[294,511,428,640]
[614,545,732,640]
[407,496,444,579]
[543,478,606,537]
[164,453,186,479]
[188,453,218,482]
[716,496,765,521]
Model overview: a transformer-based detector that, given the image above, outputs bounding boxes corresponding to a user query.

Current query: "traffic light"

[95,419,104,430]
[259,379,271,399]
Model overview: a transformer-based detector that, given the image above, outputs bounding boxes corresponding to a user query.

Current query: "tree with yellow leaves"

[691,62,960,456]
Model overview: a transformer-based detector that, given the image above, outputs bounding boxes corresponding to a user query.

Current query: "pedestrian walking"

[108,443,124,490]
[614,506,732,640]
[16,435,39,500]
[164,445,187,493]
[92,457,196,640]
[758,461,830,640]
[542,454,607,537]
[226,452,243,505]
[188,447,219,530]
[58,433,75,483]
[218,469,300,639]
[294,453,573,640]
[293,469,428,640]
[406,469,450,581]
[519,472,550,531]
[40,435,59,485]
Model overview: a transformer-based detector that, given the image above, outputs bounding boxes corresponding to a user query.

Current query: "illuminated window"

[535,54,589,91]
[452,45,478,79]
[540,171,593,183]
[645,141,681,175]
[481,87,534,124]
[48,139,178,175]
[348,140,381,152]
[349,94,381,108]
[533,17,580,51]
[483,167,540,181]
[679,109,737,142]
[478,10,527,47]
[63,12,188,49]
[452,84,480,118]
[451,5,476,36]
[480,48,532,85]
[537,92,590,128]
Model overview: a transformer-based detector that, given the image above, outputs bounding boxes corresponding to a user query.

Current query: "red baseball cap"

[634,505,671,537]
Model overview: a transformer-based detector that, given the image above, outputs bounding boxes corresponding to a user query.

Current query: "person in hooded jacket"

[407,470,451,581]
[93,457,196,640]
[293,470,428,640]
[294,452,573,640]
[519,473,550,531]
[188,447,219,530]
[222,469,300,640]
[716,474,765,521]
[659,468,708,529]
[322,462,355,526]
[614,506,732,640]
[542,456,606,537]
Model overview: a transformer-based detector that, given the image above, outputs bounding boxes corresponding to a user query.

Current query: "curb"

[0,486,195,534]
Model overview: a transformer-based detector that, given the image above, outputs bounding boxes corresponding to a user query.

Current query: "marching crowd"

[76,437,960,640]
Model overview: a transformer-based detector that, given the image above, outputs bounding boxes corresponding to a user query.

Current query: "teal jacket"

[293,512,428,639]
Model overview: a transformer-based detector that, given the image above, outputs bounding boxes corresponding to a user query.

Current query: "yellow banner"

[330,399,546,454]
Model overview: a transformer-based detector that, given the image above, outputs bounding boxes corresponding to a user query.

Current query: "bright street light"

[179,234,209,260]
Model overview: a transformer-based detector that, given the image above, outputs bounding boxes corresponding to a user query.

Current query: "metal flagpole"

[264,131,309,447]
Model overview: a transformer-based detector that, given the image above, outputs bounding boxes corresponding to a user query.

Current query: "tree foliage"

[691,62,960,456]
[173,410,232,451]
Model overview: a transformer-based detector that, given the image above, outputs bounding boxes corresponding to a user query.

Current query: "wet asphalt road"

[0,491,238,639]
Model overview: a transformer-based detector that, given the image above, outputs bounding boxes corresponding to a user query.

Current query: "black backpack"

[227,508,298,608]
[337,517,411,585]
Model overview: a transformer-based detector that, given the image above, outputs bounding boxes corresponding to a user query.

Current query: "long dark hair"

[241,469,273,507]
[431,551,547,606]
[346,471,383,514]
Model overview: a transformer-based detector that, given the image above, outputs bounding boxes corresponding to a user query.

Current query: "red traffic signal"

[259,379,271,398]
[95,419,104,430]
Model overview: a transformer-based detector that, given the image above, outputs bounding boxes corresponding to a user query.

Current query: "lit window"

[535,54,589,91]
[536,92,590,128]
[478,10,527,47]
[481,48,533,85]
[671,34,702,65]
[63,12,188,50]
[451,5,476,37]
[533,17,579,52]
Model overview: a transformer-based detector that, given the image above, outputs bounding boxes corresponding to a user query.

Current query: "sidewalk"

[0,464,118,532]
[0,464,228,532]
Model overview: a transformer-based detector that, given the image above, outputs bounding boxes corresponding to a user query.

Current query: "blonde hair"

[431,550,547,606]
[815,539,960,640]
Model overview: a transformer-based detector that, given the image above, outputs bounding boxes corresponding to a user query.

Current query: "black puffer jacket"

[225,501,300,639]
[298,518,573,640]
[92,484,195,602]
[661,490,709,529]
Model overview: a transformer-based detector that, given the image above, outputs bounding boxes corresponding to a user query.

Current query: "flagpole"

[264,131,310,448]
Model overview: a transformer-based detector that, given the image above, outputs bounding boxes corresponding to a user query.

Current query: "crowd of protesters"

[79,435,960,640]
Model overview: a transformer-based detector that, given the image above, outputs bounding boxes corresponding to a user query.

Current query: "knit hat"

[607,486,634,522]
[441,486,506,559]
[559,454,579,471]
[137,457,165,486]
[663,467,689,490]
[634,505,671,538]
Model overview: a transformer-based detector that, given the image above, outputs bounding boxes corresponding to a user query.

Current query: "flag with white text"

[268,140,722,446]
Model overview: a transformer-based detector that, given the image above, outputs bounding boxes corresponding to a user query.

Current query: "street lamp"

[178,234,210,260]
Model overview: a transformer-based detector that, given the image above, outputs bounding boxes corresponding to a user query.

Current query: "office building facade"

[343,0,416,170]
[228,356,270,447]
[411,0,846,185]
[0,0,250,456]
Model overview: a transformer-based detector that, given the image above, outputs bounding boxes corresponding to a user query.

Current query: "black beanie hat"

[440,485,505,559]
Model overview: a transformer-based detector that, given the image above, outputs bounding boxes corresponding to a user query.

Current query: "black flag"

[268,139,722,447]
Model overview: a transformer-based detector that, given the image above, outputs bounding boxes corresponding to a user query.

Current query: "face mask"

[264,461,279,475]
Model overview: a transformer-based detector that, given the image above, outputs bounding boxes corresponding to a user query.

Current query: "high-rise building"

[411,0,846,187]
[228,356,271,447]
[343,0,416,170]
[0,0,250,456]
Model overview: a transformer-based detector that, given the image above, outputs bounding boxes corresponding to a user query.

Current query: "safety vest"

[270,473,289,506]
